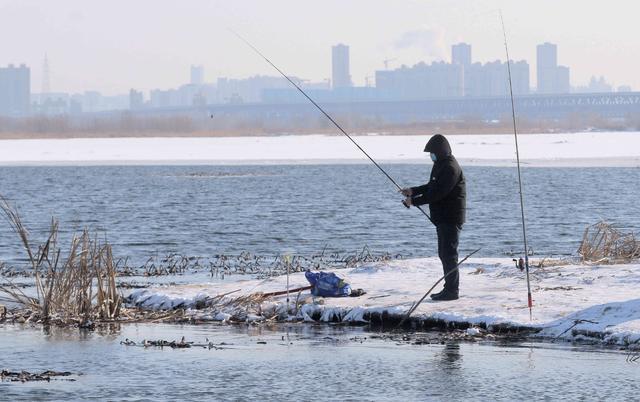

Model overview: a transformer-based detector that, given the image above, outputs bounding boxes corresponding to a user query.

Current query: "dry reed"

[0,195,121,325]
[208,246,399,279]
[578,221,640,263]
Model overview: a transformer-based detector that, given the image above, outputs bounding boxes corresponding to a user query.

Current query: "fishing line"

[231,29,483,328]
[229,29,434,225]
[500,12,533,320]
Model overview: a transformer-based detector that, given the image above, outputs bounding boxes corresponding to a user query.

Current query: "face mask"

[430,153,437,162]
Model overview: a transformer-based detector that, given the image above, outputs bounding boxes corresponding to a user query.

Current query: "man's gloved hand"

[399,188,413,197]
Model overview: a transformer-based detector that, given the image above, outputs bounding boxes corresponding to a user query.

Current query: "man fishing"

[401,134,466,301]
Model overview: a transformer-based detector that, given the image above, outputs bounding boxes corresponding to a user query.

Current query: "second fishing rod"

[230,30,434,226]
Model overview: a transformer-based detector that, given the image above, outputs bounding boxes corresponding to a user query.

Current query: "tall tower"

[451,43,471,67]
[42,54,50,94]
[190,65,204,85]
[452,43,471,96]
[536,42,557,94]
[0,64,31,115]
[331,44,351,89]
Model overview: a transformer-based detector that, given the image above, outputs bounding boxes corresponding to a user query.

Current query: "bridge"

[123,91,640,124]
[208,92,640,122]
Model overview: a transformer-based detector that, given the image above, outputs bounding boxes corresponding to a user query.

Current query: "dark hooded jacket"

[410,134,466,225]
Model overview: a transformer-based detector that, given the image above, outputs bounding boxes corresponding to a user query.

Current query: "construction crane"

[364,76,374,87]
[383,58,397,70]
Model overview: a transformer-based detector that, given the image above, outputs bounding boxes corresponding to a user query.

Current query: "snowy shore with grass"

[126,257,640,349]
[3,131,638,348]
[0,131,639,166]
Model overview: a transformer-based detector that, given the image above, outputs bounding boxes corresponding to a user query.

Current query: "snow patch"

[1,132,640,167]
[125,257,640,347]
[466,327,482,336]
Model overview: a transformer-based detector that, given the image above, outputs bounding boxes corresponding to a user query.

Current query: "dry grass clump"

[578,221,640,264]
[0,196,121,326]
[209,246,399,279]
[531,257,575,268]
[108,247,398,279]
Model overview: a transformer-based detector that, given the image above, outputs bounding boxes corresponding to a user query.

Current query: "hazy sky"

[1,0,638,95]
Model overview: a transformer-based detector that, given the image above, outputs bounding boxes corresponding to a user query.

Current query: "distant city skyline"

[0,0,638,95]
[5,40,621,97]
[7,39,626,97]
[0,39,628,117]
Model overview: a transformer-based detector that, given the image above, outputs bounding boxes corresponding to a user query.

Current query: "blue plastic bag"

[305,271,351,297]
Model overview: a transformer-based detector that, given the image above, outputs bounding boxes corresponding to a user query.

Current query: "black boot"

[431,290,459,301]
[430,289,446,299]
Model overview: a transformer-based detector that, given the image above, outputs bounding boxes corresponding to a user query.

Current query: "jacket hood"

[424,134,452,158]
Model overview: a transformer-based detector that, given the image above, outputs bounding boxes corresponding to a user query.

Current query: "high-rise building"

[211,75,295,104]
[0,64,31,116]
[587,76,612,93]
[331,44,352,89]
[511,61,531,95]
[536,42,571,94]
[452,43,472,95]
[466,60,529,97]
[190,65,204,85]
[129,89,144,110]
[537,42,557,94]
[375,61,463,99]
[452,43,472,67]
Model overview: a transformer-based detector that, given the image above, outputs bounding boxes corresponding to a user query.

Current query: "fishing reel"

[512,257,525,271]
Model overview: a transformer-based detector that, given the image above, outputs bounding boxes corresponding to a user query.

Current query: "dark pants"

[436,223,462,293]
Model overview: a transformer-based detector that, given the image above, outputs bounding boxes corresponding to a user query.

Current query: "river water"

[1,163,639,400]
[0,164,639,265]
[0,324,638,401]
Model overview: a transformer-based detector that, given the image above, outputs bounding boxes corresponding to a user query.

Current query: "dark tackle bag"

[304,271,351,297]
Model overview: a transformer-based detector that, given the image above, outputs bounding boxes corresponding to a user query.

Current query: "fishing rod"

[395,247,481,329]
[500,13,533,320]
[230,30,434,226]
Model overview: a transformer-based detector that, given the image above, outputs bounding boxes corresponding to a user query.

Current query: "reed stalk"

[0,195,122,325]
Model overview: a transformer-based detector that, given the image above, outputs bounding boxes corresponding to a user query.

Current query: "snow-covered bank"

[1,132,639,167]
[126,257,640,348]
